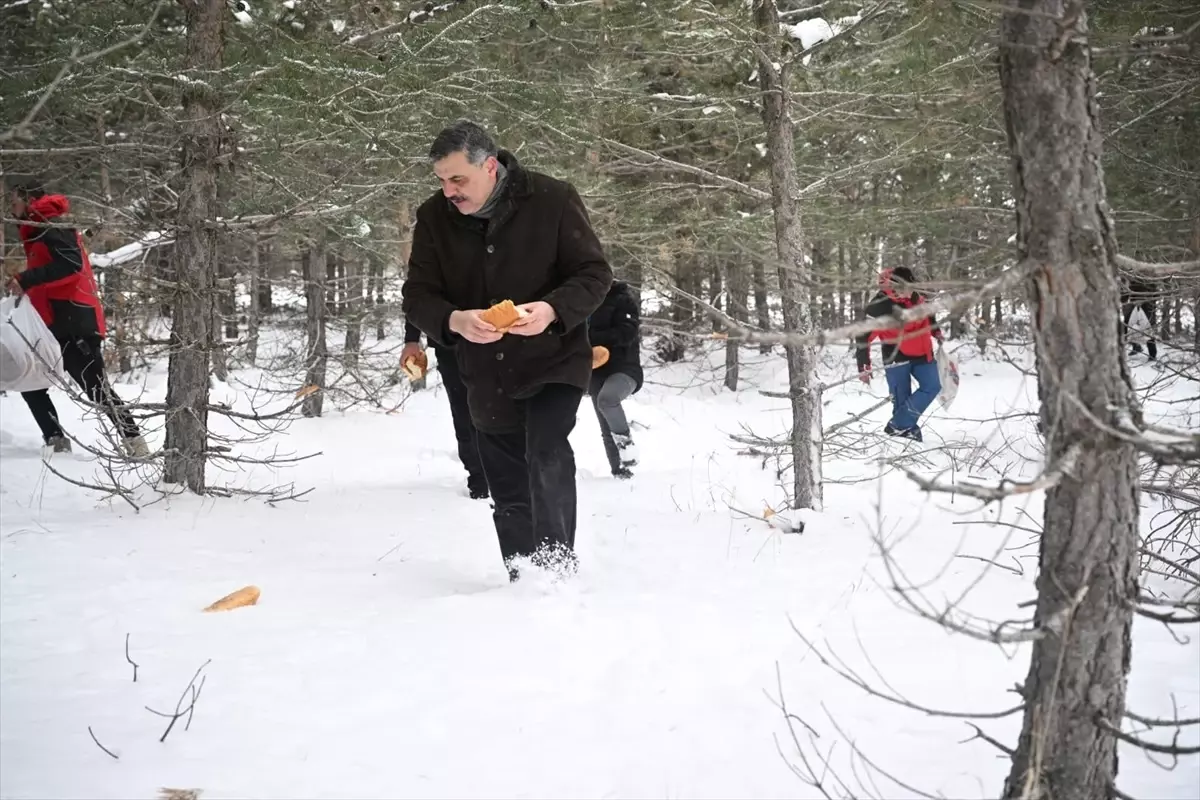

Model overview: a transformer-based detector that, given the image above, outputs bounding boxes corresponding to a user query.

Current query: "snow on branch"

[1115,254,1200,278]
[90,232,171,269]
[0,1,167,143]
[902,444,1083,504]
[345,1,516,49]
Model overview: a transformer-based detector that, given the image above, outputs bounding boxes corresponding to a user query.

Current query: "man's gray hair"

[429,119,498,165]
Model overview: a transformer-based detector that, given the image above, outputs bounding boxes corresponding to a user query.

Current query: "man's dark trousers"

[474,383,582,563]
[433,344,488,496]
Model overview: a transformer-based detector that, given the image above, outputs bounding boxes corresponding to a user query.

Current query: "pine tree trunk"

[302,237,328,418]
[96,114,132,375]
[948,244,966,339]
[370,256,386,341]
[164,0,225,492]
[723,257,748,391]
[246,234,261,366]
[343,256,363,371]
[753,257,771,354]
[753,0,821,511]
[210,248,229,383]
[999,3,1140,797]
[709,255,723,333]
[835,244,846,326]
[325,250,339,318]
[257,238,273,315]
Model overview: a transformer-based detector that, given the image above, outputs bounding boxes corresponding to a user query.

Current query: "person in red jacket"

[854,266,943,442]
[7,183,148,457]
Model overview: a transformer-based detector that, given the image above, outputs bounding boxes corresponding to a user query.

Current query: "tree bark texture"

[753,0,822,511]
[343,255,363,370]
[246,233,261,366]
[164,0,225,492]
[999,2,1141,798]
[723,257,748,391]
[302,237,328,418]
[370,255,386,341]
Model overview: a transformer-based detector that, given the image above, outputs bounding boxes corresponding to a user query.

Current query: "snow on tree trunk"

[302,236,328,419]
[999,3,1140,798]
[164,0,225,492]
[753,0,822,511]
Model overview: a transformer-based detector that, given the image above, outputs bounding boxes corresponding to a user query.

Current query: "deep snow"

[1,339,1197,799]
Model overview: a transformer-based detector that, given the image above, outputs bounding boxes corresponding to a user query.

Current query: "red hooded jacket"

[854,267,941,372]
[16,194,106,340]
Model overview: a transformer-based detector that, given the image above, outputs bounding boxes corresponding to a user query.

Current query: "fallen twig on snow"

[125,633,139,683]
[88,725,119,760]
[146,659,211,743]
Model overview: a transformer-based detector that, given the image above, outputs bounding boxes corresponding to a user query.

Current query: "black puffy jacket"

[588,281,642,392]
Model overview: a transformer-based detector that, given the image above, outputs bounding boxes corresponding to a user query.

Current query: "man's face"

[433,151,498,215]
[10,192,27,219]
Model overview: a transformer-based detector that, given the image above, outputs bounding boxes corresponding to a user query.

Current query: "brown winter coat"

[401,151,612,432]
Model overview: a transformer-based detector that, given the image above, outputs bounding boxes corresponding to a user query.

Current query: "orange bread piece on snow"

[592,346,610,369]
[203,585,261,612]
[479,299,525,332]
[402,351,429,380]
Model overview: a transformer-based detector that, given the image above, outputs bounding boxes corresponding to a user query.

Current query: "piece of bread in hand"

[402,351,429,381]
[478,299,527,332]
[592,345,610,369]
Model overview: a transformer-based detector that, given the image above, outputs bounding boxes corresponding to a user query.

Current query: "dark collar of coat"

[445,149,532,234]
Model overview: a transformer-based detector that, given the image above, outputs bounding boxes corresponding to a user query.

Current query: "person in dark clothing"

[7,183,148,457]
[587,280,643,479]
[400,320,489,499]
[1120,275,1158,361]
[401,120,612,580]
[854,266,943,442]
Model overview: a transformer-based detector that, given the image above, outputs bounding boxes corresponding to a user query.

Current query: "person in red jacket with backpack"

[854,266,943,442]
[7,182,148,456]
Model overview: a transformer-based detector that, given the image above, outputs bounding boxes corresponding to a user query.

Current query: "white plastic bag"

[0,296,64,392]
[935,345,960,410]
[1126,306,1152,347]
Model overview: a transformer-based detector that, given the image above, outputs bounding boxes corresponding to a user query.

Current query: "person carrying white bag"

[6,182,149,456]
[0,294,64,391]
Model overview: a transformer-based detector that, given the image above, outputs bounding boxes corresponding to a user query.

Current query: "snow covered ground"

[1,339,1197,799]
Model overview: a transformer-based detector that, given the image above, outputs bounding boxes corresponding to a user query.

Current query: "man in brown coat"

[401,120,612,581]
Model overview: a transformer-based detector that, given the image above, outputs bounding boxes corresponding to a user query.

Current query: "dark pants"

[20,336,140,442]
[590,371,636,474]
[474,382,582,564]
[1121,301,1158,360]
[434,346,487,494]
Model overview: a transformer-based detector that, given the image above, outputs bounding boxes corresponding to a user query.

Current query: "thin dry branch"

[145,659,211,743]
[87,726,119,760]
[902,444,1083,503]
